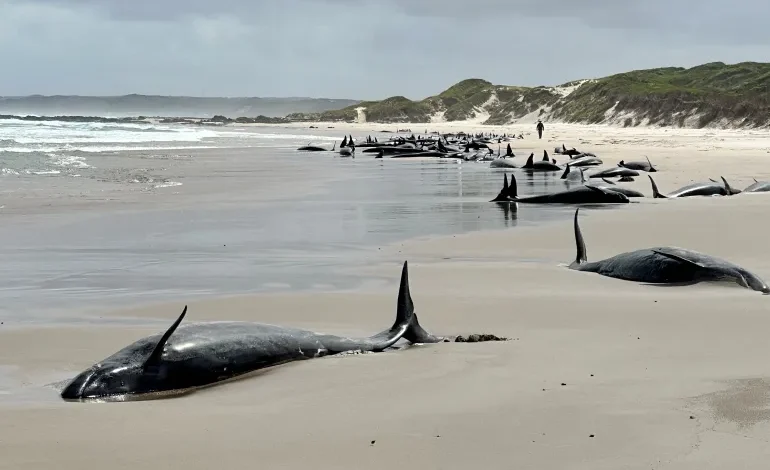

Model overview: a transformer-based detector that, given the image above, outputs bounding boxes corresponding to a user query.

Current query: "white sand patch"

[430,111,446,123]
[354,107,367,124]
[549,79,590,97]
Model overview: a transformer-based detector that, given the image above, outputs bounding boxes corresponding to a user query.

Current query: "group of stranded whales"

[59,133,770,403]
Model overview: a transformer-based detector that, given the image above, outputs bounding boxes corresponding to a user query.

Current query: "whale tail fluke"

[648,175,666,198]
[395,261,443,344]
[569,208,588,268]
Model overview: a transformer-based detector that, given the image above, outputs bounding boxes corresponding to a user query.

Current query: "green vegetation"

[550,62,770,127]
[288,61,770,128]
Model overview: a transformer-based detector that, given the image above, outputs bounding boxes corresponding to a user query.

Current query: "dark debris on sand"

[450,334,509,343]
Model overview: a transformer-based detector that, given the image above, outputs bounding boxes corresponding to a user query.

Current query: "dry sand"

[3,123,770,469]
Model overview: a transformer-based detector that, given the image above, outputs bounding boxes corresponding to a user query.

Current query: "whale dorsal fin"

[648,175,665,198]
[645,156,656,171]
[508,173,518,199]
[720,176,735,194]
[394,261,414,326]
[570,208,587,267]
[144,306,187,368]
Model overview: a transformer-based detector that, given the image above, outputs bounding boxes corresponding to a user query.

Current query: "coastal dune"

[2,124,770,469]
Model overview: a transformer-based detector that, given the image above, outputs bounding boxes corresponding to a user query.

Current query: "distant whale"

[595,178,645,198]
[742,178,770,193]
[490,155,517,168]
[568,208,770,294]
[490,174,629,204]
[555,144,582,157]
[567,156,603,167]
[648,175,737,198]
[618,156,656,172]
[60,262,445,401]
[522,152,560,172]
[297,143,335,152]
[560,165,584,182]
[588,167,640,179]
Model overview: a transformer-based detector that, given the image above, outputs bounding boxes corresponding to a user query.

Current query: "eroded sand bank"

[2,124,770,469]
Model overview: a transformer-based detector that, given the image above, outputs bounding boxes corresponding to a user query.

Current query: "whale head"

[60,359,155,400]
[740,269,770,295]
[61,306,189,401]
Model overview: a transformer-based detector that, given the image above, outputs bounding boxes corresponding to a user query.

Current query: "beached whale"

[60,262,444,401]
[490,156,517,168]
[567,208,769,293]
[490,174,629,204]
[566,156,603,167]
[588,167,640,179]
[560,165,586,182]
[742,178,770,193]
[297,143,335,152]
[522,152,561,172]
[618,156,656,172]
[595,178,645,198]
[648,175,737,198]
[555,144,582,157]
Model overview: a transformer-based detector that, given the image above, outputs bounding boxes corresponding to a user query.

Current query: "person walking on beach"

[536,120,545,139]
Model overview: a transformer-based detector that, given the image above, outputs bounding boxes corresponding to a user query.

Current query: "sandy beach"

[2,122,770,469]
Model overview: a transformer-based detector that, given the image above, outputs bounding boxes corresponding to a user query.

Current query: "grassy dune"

[306,62,770,128]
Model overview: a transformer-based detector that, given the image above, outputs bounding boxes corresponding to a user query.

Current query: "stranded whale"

[60,261,444,401]
[648,175,737,198]
[567,208,770,293]
[490,174,629,204]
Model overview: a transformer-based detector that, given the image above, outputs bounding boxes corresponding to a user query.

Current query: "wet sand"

[2,123,770,469]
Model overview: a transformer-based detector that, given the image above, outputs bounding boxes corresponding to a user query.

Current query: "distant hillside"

[0,95,360,118]
[308,62,770,129]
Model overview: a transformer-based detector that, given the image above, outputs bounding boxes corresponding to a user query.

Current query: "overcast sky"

[2,0,769,99]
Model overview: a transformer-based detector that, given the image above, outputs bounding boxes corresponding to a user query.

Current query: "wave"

[49,154,92,169]
[0,119,221,146]
[0,145,219,153]
[154,181,183,189]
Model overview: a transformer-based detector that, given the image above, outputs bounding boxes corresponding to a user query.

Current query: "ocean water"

[0,119,614,324]
[0,119,218,179]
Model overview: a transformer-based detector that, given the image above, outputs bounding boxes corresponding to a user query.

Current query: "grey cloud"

[1,0,769,98]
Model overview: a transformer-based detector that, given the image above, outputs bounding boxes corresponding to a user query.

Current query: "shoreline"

[4,121,770,468]
[4,191,770,468]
